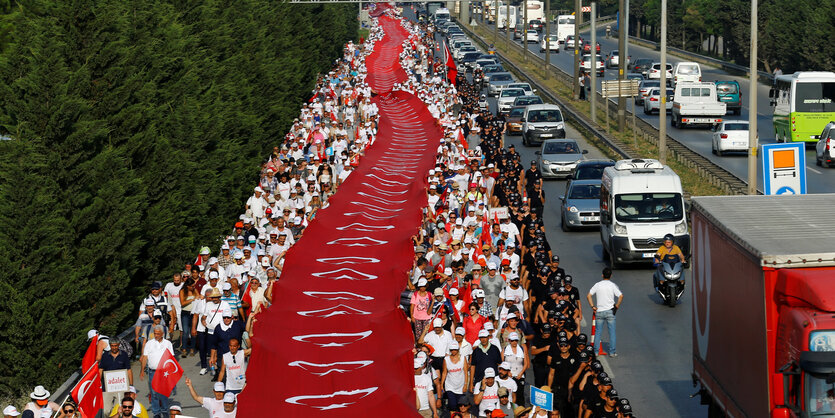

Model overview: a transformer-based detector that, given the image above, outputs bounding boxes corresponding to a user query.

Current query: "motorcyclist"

[653,234,684,289]
[488,44,496,55]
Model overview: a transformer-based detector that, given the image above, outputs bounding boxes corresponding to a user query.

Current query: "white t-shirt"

[499,286,529,317]
[246,195,266,219]
[425,330,455,358]
[223,351,247,391]
[163,283,184,328]
[474,381,500,416]
[496,375,518,395]
[589,280,623,311]
[414,373,434,411]
[143,338,174,370]
[202,301,232,335]
[201,398,236,418]
[443,355,467,393]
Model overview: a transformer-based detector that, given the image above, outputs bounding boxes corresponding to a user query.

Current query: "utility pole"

[505,2,510,49]
[544,0,550,78]
[658,0,667,164]
[573,0,581,99]
[523,1,528,62]
[624,0,629,63]
[460,0,469,26]
[590,1,597,122]
[617,0,626,130]
[494,1,498,45]
[747,0,758,194]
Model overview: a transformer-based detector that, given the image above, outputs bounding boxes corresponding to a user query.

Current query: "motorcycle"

[653,259,685,307]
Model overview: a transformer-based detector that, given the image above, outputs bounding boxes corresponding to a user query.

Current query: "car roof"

[576,159,615,168]
[542,138,577,144]
[526,104,561,111]
[515,95,540,100]
[491,72,512,77]
[569,179,603,187]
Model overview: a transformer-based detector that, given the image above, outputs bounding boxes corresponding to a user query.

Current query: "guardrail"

[625,35,774,85]
[457,20,751,195]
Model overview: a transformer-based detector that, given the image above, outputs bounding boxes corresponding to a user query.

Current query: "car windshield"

[528,109,563,123]
[509,108,525,117]
[516,97,543,105]
[723,123,749,131]
[492,74,512,81]
[574,165,609,180]
[501,89,525,97]
[678,64,699,74]
[716,84,739,94]
[544,141,579,154]
[485,66,502,72]
[614,193,683,222]
[642,81,660,89]
[611,50,618,56]
[569,184,601,199]
[508,84,531,90]
[558,17,575,24]
[795,82,835,113]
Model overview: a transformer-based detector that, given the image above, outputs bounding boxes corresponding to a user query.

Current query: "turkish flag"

[81,335,98,373]
[444,41,457,85]
[151,350,183,397]
[71,363,102,417]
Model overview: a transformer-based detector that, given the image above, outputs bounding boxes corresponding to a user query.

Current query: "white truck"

[556,14,575,43]
[671,82,727,129]
[522,0,544,23]
[497,5,517,30]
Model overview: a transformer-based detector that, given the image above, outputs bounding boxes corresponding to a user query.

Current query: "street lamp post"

[573,0,581,99]
[747,0,758,194]
[617,0,626,130]
[544,0,550,78]
[590,1,597,122]
[658,0,667,164]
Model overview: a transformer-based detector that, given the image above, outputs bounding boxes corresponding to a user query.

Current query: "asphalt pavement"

[474,15,835,194]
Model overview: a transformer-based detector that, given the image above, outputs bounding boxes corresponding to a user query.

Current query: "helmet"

[663,233,674,242]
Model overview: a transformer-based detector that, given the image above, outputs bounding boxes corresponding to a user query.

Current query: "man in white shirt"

[185,379,237,418]
[139,325,174,417]
[198,289,231,374]
[245,187,267,222]
[414,359,439,417]
[586,267,623,358]
[218,338,250,394]
[421,318,455,372]
[163,273,184,340]
[473,367,500,417]
[495,363,518,398]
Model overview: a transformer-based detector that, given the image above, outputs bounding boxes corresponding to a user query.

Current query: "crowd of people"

[4,7,634,418]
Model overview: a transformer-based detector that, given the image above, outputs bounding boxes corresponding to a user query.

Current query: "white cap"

[455,218,463,225]
[449,341,460,350]
[444,267,453,275]
[449,288,459,296]
[474,289,485,298]
[417,278,428,287]
[209,271,220,279]
[3,406,21,416]
[455,327,466,335]
[208,257,218,264]
[222,282,232,291]
[484,367,496,378]
[478,329,489,338]
[487,262,497,270]
[223,392,236,403]
[87,329,98,339]
[213,382,225,392]
[254,186,263,193]
[233,252,244,260]
[499,361,511,370]
[484,322,494,331]
[261,258,271,267]
[509,332,520,341]
[433,318,443,327]
[506,313,517,320]
[144,298,154,306]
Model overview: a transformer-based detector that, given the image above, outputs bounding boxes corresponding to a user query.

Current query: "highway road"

[472,14,835,194]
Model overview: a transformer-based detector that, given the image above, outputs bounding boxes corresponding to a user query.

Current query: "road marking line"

[808,167,822,175]
[598,355,615,379]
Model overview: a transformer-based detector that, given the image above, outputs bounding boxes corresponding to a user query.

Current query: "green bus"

[770,71,835,143]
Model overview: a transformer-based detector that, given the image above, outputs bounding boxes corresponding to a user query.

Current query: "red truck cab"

[691,194,835,418]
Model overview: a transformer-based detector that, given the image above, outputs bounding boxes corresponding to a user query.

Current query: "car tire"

[816,155,822,166]
[823,158,830,169]
[644,106,651,115]
[716,147,723,157]
[561,215,570,232]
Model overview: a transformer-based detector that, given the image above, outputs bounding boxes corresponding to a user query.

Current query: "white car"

[525,30,539,43]
[505,82,534,95]
[643,87,674,114]
[711,121,752,156]
[497,88,527,114]
[580,54,604,76]
[539,35,559,52]
[454,45,478,60]
[606,50,621,68]
[648,63,673,84]
[815,122,835,168]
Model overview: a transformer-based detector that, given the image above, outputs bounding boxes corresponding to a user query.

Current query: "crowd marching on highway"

[3,7,633,418]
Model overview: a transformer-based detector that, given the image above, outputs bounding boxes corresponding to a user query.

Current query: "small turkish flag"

[152,350,183,397]
[71,363,102,416]
[81,335,98,373]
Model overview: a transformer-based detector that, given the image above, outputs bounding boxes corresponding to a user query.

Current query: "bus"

[771,71,835,143]
[497,5,517,30]
[556,14,575,43]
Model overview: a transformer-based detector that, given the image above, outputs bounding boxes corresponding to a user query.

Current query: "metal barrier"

[457,20,751,195]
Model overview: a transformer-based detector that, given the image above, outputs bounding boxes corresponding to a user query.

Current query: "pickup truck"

[671,82,727,129]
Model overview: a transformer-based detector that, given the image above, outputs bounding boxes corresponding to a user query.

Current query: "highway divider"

[458,20,751,195]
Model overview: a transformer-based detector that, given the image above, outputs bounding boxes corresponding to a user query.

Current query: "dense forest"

[0,0,356,397]
[549,0,834,73]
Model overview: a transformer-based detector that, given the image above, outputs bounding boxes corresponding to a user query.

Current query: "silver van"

[521,104,566,146]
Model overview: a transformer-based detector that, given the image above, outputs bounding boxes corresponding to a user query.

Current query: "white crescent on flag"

[162,358,179,374]
[292,331,372,347]
[296,304,371,318]
[285,387,378,410]
[315,256,380,265]
[288,360,374,376]
[303,291,375,301]
[326,237,389,246]
[77,380,94,403]
[311,268,378,281]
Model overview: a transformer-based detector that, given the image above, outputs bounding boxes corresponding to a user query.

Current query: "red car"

[582,41,601,54]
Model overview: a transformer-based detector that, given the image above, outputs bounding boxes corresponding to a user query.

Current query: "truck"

[497,5,517,30]
[522,0,544,24]
[556,14,575,44]
[691,194,835,417]
[599,159,689,268]
[671,82,727,129]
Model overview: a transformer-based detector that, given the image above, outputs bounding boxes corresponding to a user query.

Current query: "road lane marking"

[808,167,822,174]
[598,355,615,378]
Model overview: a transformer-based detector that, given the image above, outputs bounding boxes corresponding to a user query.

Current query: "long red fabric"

[237,15,442,416]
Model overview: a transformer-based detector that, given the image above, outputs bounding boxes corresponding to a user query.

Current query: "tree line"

[548,0,834,73]
[0,0,356,398]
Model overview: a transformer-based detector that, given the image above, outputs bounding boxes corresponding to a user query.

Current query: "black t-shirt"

[531,335,551,366]
[592,405,620,418]
[547,267,566,284]
[565,285,582,308]
[525,168,542,187]
[548,351,580,390]
[530,278,553,307]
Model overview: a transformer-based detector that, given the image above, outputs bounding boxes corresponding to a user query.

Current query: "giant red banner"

[237,15,441,416]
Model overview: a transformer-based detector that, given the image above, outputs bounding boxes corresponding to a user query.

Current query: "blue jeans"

[180,312,194,351]
[594,309,617,354]
[146,368,169,417]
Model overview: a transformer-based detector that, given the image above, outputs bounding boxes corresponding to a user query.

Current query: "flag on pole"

[71,362,102,417]
[444,41,457,85]
[152,349,183,397]
[81,335,98,373]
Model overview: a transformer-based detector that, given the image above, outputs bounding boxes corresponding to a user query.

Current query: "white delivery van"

[599,159,690,268]
[673,62,701,85]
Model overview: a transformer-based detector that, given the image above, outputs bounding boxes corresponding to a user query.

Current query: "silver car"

[536,138,587,178]
[560,179,602,231]
[497,88,527,114]
[643,87,674,114]
[487,72,515,96]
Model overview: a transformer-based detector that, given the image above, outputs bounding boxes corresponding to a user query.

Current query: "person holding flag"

[69,362,102,418]
[443,41,457,86]
[139,325,175,417]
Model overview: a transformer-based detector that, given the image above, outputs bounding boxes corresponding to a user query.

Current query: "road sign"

[581,6,591,12]
[762,143,806,195]
[601,79,640,98]
[530,386,554,410]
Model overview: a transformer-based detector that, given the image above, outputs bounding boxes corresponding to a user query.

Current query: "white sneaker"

[199,368,207,375]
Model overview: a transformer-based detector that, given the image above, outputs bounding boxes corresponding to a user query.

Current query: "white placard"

[103,369,130,393]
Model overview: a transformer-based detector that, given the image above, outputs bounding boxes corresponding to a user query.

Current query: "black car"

[459,52,483,71]
[631,58,654,76]
[513,95,543,107]
[567,159,615,187]
[528,19,543,31]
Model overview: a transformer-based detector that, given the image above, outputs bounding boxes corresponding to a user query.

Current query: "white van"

[673,62,701,85]
[599,159,690,268]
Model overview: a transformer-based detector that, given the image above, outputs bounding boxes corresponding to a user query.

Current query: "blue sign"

[530,386,553,410]
[761,143,806,195]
